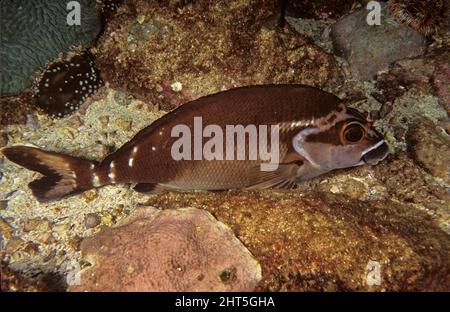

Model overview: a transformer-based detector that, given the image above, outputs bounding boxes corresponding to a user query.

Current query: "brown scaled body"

[1,85,389,202]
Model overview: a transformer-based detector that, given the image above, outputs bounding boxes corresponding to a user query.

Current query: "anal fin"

[133,183,169,194]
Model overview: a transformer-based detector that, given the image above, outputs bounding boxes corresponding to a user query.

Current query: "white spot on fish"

[92,173,100,187]
[128,157,134,167]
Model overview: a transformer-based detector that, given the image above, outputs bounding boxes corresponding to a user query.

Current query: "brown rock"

[373,47,450,110]
[407,119,450,183]
[285,0,358,19]
[96,0,342,110]
[1,261,48,292]
[0,218,14,240]
[23,218,52,233]
[69,207,261,291]
[144,191,450,291]
[84,213,101,229]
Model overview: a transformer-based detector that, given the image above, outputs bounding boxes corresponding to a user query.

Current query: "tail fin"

[1,146,98,202]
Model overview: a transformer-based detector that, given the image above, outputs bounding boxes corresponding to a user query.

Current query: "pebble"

[35,232,55,245]
[23,241,40,255]
[100,212,114,227]
[82,189,98,203]
[23,218,52,233]
[171,81,183,92]
[407,119,450,183]
[59,127,76,140]
[5,238,25,253]
[69,235,83,251]
[98,115,110,128]
[114,117,132,131]
[52,223,70,234]
[84,213,101,229]
[0,218,14,240]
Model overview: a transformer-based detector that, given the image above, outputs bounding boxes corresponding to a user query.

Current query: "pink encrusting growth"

[69,207,262,291]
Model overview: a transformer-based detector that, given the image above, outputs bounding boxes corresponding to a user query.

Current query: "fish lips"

[361,140,389,166]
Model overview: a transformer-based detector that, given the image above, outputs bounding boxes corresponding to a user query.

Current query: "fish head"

[292,106,389,172]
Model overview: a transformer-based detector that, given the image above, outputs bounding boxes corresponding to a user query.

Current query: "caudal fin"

[1,146,98,202]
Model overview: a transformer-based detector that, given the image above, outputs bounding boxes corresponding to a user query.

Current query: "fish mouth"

[361,140,389,165]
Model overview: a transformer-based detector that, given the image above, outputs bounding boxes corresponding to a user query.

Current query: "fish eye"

[342,122,366,143]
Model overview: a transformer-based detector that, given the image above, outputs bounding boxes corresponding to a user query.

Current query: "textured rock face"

[407,119,450,183]
[331,2,426,80]
[96,0,342,110]
[69,208,261,291]
[373,48,450,113]
[0,0,101,96]
[146,191,450,291]
[285,0,357,19]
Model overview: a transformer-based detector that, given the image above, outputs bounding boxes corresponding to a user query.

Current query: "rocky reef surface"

[1,0,449,291]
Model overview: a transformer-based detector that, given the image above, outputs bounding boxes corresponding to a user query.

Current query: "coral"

[0,0,101,96]
[389,0,449,37]
[35,52,103,118]
[96,0,342,110]
[69,207,261,291]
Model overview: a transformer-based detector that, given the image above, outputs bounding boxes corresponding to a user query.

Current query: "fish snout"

[361,140,389,165]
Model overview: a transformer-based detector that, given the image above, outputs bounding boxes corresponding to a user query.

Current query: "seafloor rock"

[0,91,36,126]
[69,207,261,291]
[373,153,450,215]
[284,0,358,19]
[373,47,450,113]
[407,119,450,183]
[146,191,450,291]
[0,260,48,292]
[0,0,101,96]
[96,0,342,110]
[331,2,426,80]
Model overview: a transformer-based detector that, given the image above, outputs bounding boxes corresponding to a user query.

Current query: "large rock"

[407,119,450,184]
[331,2,426,81]
[146,191,450,291]
[96,0,342,110]
[69,207,261,291]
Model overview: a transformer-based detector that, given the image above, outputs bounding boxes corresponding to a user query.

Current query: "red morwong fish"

[1,85,389,202]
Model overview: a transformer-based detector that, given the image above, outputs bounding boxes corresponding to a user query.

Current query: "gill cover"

[292,108,388,172]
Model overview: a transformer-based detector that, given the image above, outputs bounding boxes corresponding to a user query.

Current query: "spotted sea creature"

[35,52,103,118]
[1,85,389,202]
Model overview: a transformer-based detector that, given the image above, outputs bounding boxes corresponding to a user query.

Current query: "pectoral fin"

[245,161,302,190]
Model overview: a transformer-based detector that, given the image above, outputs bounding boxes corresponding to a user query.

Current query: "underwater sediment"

[1,0,449,291]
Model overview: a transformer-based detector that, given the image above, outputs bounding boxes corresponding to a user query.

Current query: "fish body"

[1,85,389,202]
